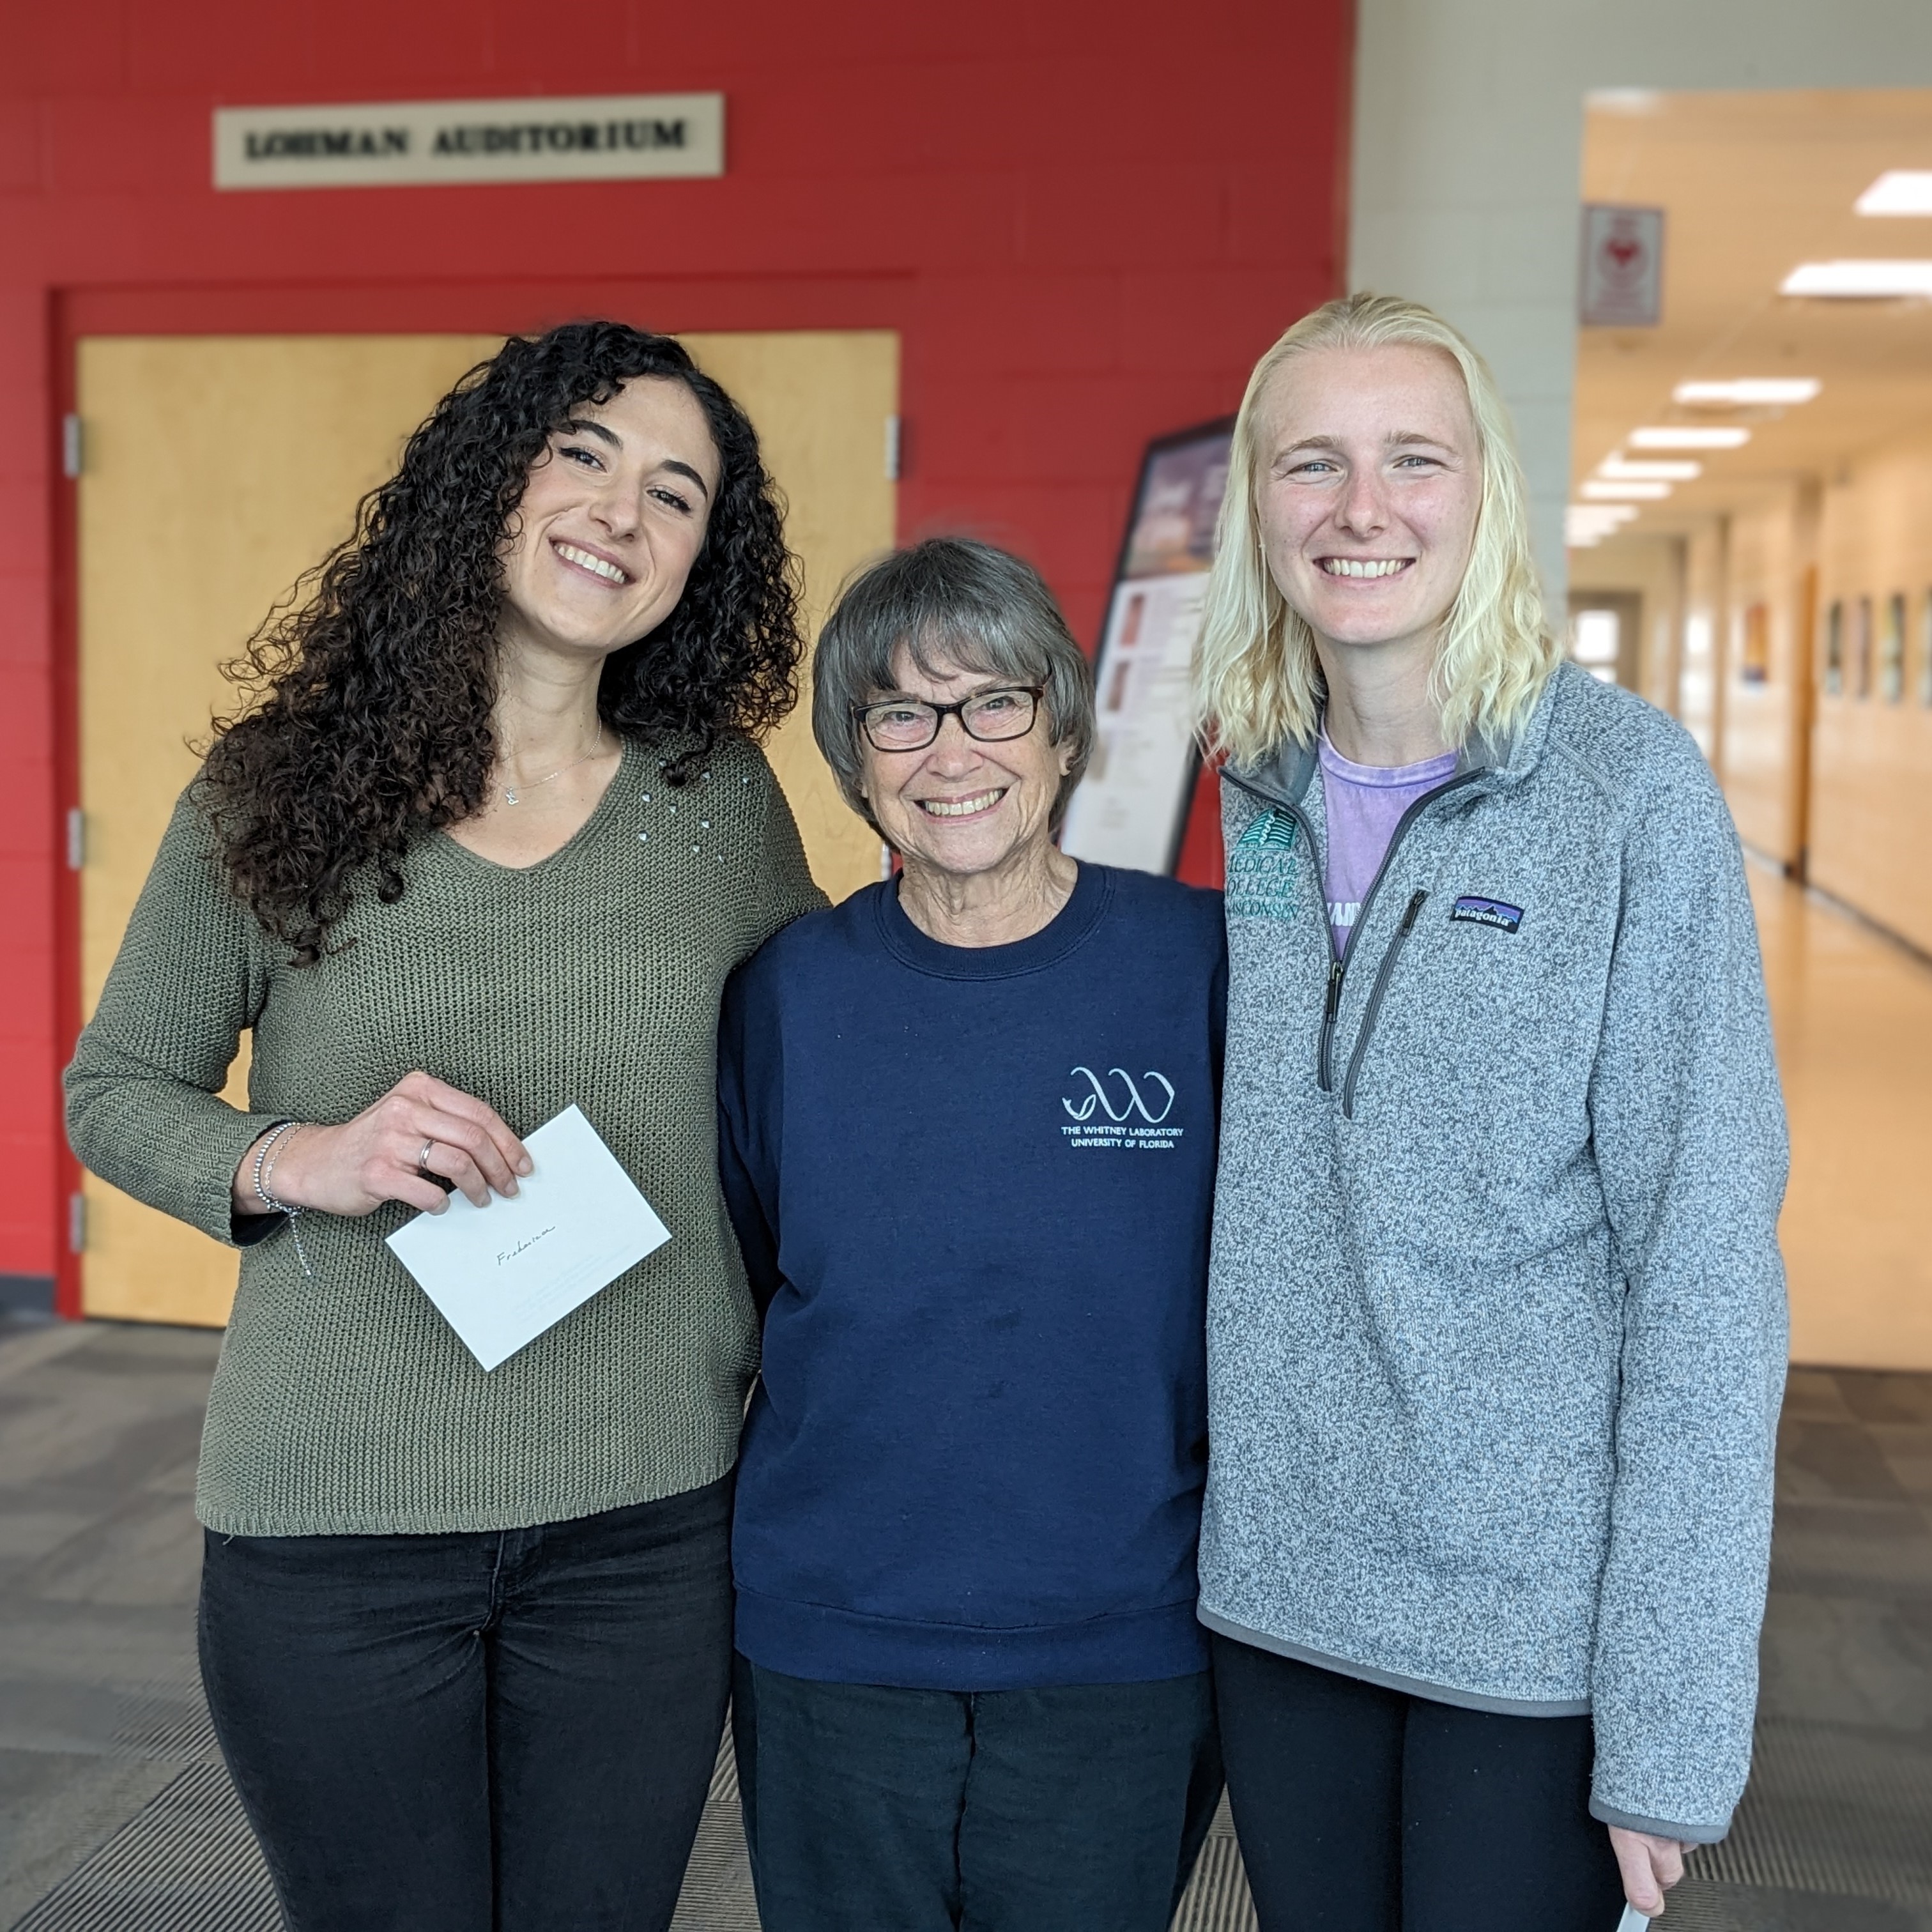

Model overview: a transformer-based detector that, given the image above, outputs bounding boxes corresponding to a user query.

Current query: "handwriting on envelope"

[387,1104,670,1370]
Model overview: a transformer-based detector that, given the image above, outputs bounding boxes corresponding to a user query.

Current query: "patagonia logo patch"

[1450,895,1523,933]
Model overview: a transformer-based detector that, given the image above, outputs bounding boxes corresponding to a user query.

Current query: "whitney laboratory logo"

[1062,1068,1177,1125]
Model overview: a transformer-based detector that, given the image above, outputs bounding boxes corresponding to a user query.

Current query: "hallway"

[1754,859,1932,1370]
[1,874,1928,1931]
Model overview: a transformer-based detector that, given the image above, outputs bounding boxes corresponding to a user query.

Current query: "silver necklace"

[500,734,613,807]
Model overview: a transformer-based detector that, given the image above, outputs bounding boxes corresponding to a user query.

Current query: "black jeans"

[199,1476,734,1932]
[733,1655,1223,1932]
[1211,1633,1628,1932]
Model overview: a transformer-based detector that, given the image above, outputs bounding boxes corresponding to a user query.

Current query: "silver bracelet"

[250,1121,300,1214]
[249,1121,314,1278]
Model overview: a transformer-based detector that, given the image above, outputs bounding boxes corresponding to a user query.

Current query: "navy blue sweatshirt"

[717,863,1226,1690]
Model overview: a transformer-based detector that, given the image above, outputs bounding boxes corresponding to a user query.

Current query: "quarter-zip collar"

[1225,659,1570,816]
[1218,664,1574,1112]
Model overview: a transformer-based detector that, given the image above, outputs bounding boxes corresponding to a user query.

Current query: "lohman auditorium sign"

[213,95,724,190]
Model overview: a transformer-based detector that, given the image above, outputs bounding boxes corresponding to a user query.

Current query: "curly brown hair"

[199,321,802,965]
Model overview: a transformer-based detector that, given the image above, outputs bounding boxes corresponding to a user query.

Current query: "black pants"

[1211,1633,1627,1932]
[733,1655,1223,1932]
[198,1477,734,1932]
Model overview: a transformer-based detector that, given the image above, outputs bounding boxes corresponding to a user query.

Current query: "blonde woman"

[1192,294,1787,1930]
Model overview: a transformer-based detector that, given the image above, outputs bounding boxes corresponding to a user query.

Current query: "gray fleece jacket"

[1200,661,1788,1843]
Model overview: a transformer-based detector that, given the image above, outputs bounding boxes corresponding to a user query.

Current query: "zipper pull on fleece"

[1338,888,1433,1120]
[1317,957,1347,1092]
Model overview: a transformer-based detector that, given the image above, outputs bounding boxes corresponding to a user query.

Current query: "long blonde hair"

[1193,293,1557,767]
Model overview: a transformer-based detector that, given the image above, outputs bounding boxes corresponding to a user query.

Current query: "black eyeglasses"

[853,686,1045,753]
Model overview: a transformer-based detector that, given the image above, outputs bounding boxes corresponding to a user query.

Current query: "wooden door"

[75,328,898,1324]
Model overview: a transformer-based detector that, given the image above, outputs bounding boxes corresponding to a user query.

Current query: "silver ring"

[417,1138,436,1179]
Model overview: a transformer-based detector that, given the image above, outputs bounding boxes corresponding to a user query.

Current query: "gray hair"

[810,537,1096,835]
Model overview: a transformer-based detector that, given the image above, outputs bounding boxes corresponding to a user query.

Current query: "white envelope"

[387,1103,670,1371]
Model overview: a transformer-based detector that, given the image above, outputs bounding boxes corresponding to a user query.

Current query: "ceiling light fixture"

[1598,457,1702,481]
[1629,425,1751,450]
[1565,503,1639,548]
[1586,88,1663,117]
[1781,259,1932,297]
[1855,171,1932,216]
[1671,378,1820,406]
[1581,480,1671,502]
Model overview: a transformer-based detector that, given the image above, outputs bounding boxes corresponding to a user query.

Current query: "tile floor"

[4,1321,1927,1930]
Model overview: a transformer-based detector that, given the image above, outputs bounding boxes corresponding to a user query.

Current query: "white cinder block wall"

[1347,0,1932,607]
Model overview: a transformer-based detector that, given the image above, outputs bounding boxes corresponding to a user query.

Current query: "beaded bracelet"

[249,1120,314,1278]
[250,1120,298,1213]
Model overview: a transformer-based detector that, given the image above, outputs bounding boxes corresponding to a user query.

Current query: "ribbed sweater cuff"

[192,1110,296,1245]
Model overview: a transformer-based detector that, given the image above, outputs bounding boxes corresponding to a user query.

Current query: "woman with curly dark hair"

[65,321,825,1931]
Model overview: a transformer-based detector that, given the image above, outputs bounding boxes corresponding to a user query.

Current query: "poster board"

[1061,418,1233,874]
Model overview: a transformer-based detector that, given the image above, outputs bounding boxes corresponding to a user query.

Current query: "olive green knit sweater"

[65,733,825,1537]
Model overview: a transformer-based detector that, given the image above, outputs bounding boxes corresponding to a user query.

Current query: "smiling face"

[1252,343,1482,664]
[859,647,1073,885]
[497,376,721,664]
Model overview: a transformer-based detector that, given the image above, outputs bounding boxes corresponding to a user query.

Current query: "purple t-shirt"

[1319,732,1457,954]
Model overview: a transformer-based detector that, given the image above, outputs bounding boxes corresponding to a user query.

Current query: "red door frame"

[50,272,910,1318]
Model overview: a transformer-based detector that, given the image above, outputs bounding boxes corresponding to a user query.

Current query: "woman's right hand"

[1610,1827,1689,1918]
[233,1072,533,1218]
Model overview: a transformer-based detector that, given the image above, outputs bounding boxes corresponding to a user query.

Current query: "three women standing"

[66,322,823,1931]
[1193,294,1788,1929]
[66,291,1788,1932]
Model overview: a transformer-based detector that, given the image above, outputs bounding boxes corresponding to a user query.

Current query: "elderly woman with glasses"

[716,536,1227,1932]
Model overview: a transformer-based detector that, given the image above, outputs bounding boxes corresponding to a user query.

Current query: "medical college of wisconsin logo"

[1223,806,1299,921]
[1060,1067,1184,1151]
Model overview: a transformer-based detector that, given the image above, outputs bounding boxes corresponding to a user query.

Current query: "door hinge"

[884,414,902,483]
[68,1192,86,1255]
[62,413,84,480]
[66,807,84,871]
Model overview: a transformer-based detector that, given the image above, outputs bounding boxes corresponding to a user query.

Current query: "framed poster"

[1060,417,1234,874]
[1579,204,1664,328]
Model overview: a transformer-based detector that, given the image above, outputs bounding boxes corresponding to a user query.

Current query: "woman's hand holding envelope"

[232,1071,533,1219]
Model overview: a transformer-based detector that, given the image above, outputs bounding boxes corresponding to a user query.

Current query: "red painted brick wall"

[0,0,1353,1289]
